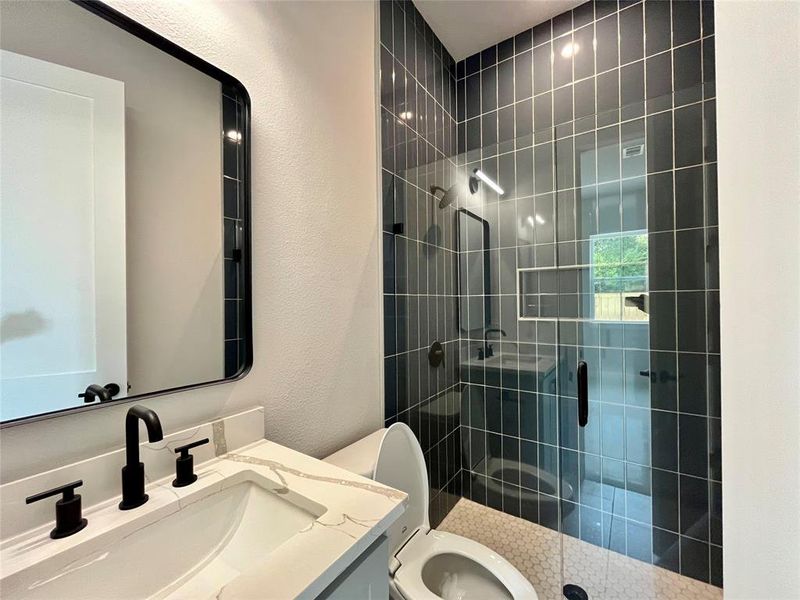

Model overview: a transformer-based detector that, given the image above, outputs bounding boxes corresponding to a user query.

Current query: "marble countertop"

[0,438,407,600]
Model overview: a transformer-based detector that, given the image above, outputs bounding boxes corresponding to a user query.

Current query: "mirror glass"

[457,209,491,335]
[0,0,251,424]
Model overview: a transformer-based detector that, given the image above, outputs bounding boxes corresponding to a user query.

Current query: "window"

[589,231,648,321]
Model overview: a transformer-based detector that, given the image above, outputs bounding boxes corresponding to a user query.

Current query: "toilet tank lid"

[323,428,386,478]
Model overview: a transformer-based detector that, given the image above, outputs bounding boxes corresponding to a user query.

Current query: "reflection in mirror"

[0,1,250,424]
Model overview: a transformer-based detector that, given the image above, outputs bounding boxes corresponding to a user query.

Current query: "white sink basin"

[2,473,324,600]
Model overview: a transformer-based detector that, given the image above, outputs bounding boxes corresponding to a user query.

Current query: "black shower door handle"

[577,361,589,427]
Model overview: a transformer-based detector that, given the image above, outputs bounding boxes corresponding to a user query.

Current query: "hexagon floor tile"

[438,499,723,600]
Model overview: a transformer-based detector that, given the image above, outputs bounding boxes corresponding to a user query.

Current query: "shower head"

[430,184,457,209]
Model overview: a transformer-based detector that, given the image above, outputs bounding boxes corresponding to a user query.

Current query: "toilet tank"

[323,428,386,478]
[326,424,431,559]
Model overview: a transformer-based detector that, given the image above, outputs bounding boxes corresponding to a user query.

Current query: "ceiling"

[415,0,585,61]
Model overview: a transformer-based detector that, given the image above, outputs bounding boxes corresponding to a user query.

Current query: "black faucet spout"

[120,405,163,510]
[481,328,507,359]
[125,405,163,465]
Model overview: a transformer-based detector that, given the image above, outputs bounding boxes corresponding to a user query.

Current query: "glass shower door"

[548,99,653,598]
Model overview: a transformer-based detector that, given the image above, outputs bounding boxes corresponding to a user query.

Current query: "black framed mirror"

[0,0,252,426]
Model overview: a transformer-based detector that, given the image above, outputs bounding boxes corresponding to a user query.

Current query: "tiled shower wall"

[379,0,463,526]
[454,0,721,588]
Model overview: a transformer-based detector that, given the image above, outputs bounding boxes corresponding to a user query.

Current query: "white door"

[0,50,126,421]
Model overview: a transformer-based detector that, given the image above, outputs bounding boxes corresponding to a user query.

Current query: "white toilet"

[325,423,539,600]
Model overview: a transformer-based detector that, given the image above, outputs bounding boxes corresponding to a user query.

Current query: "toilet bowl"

[325,423,539,600]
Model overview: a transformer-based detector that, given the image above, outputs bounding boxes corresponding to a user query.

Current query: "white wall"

[716,1,800,596]
[1,0,225,397]
[0,0,382,482]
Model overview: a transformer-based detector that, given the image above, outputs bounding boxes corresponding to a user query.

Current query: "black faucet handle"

[172,438,209,488]
[26,480,88,539]
[26,480,83,504]
[174,438,210,457]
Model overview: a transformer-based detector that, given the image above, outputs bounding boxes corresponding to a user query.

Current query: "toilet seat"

[394,529,538,600]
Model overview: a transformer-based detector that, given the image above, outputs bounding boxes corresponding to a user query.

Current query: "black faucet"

[479,328,507,360]
[119,405,163,510]
[78,383,121,404]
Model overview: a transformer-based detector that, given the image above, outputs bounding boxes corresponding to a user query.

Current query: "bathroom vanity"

[0,409,407,599]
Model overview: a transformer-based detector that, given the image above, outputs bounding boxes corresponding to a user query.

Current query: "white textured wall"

[0,0,382,482]
[716,1,800,596]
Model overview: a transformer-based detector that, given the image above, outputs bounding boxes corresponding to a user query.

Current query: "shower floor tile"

[438,498,723,600]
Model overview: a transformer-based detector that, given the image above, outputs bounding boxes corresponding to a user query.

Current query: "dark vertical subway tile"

[673,41,702,106]
[707,290,720,353]
[651,410,678,471]
[704,100,717,162]
[573,1,595,28]
[497,37,515,62]
[647,171,674,231]
[677,291,706,352]
[481,44,497,69]
[645,51,673,111]
[597,69,620,124]
[681,537,710,583]
[497,58,515,108]
[514,28,533,53]
[710,480,723,544]
[573,25,595,80]
[532,20,552,46]
[552,10,573,38]
[648,232,675,291]
[595,13,619,72]
[466,73,481,119]
[392,1,405,64]
[619,3,644,64]
[554,85,574,127]
[653,528,680,573]
[532,43,552,95]
[679,474,709,540]
[710,544,723,587]
[465,52,481,77]
[379,0,393,52]
[674,166,704,229]
[574,78,595,120]
[678,352,708,416]
[679,413,709,478]
[672,0,701,46]
[644,0,671,56]
[652,468,679,531]
[482,65,497,113]
[514,50,533,101]
[620,60,645,119]
[385,355,398,420]
[675,103,704,167]
[650,351,678,411]
[703,36,716,99]
[646,111,673,173]
[676,228,706,290]
[595,0,617,20]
